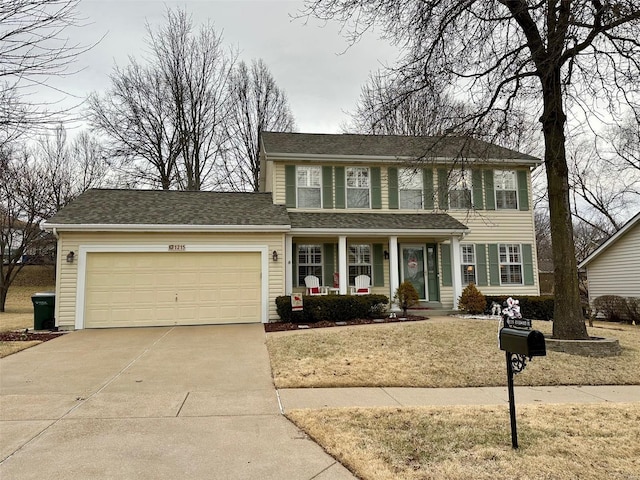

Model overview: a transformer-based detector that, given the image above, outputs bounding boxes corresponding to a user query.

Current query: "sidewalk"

[277,385,640,412]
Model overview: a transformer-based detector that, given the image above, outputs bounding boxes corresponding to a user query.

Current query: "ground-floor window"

[499,244,522,284]
[298,244,323,286]
[461,244,476,284]
[348,244,372,285]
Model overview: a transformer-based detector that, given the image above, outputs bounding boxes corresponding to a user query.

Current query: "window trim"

[345,166,371,209]
[296,165,322,209]
[498,243,523,285]
[347,243,372,286]
[461,244,476,285]
[297,244,323,287]
[494,170,518,210]
[398,168,424,209]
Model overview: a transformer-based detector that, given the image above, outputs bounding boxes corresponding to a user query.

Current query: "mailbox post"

[499,297,546,449]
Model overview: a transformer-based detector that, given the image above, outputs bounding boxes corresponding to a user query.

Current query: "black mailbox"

[499,328,546,357]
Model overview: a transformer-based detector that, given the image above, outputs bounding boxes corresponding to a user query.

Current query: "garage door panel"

[84,251,261,328]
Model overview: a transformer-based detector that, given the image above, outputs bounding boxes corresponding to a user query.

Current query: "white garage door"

[84,251,261,328]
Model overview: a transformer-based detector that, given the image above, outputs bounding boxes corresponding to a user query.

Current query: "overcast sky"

[50,0,400,134]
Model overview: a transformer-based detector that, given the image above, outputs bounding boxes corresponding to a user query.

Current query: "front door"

[401,245,427,300]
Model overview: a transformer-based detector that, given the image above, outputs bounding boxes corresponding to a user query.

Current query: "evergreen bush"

[458,283,486,314]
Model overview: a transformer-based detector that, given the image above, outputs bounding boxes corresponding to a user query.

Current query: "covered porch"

[284,212,469,309]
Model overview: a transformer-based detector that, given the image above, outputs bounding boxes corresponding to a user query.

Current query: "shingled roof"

[288,212,467,232]
[45,189,291,227]
[261,132,540,163]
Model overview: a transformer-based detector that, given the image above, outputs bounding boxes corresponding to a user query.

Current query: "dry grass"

[267,320,640,388]
[288,403,640,480]
[1,285,54,357]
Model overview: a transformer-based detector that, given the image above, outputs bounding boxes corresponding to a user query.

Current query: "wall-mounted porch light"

[66,251,75,263]
[272,250,278,262]
[384,250,389,260]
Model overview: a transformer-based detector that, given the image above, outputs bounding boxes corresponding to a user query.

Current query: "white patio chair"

[304,275,328,295]
[350,275,371,295]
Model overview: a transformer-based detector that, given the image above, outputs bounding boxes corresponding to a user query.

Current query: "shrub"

[394,281,420,317]
[275,294,389,323]
[485,295,555,320]
[593,295,640,324]
[458,283,486,314]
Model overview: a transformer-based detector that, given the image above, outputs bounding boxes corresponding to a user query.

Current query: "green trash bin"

[32,292,55,330]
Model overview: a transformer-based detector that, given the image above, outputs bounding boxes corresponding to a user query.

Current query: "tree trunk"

[540,70,589,340]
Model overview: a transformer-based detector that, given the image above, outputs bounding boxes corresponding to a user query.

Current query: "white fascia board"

[290,228,469,237]
[266,153,542,167]
[42,222,291,233]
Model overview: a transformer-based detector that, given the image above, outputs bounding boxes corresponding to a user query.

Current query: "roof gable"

[578,211,640,268]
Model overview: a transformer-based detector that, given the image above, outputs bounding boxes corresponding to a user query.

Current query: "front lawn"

[287,403,640,480]
[267,319,639,388]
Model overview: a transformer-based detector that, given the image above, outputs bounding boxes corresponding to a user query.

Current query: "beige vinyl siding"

[274,162,286,205]
[55,231,285,329]
[586,225,640,302]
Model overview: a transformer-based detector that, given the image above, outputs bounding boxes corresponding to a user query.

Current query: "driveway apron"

[0,325,355,479]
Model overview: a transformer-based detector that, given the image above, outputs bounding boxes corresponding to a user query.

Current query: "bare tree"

[301,0,640,340]
[569,138,640,233]
[0,127,108,311]
[35,124,110,209]
[88,7,236,190]
[222,59,296,192]
[345,71,467,136]
[1,0,91,144]
[1,147,53,312]
[88,62,180,189]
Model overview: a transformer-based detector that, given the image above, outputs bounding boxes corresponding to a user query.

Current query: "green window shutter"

[440,243,452,286]
[285,165,296,208]
[335,166,345,209]
[484,170,495,210]
[472,170,484,210]
[522,244,534,285]
[423,169,434,210]
[323,243,335,287]
[373,244,385,287]
[437,168,449,211]
[476,244,488,286]
[292,243,298,287]
[517,170,529,211]
[371,167,382,209]
[488,244,500,286]
[322,166,333,209]
[388,167,398,209]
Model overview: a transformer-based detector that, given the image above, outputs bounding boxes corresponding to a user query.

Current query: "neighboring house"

[44,132,541,330]
[578,211,640,304]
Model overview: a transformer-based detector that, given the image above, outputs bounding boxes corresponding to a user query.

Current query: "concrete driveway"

[0,325,355,479]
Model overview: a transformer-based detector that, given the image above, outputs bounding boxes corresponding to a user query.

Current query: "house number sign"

[168,244,186,251]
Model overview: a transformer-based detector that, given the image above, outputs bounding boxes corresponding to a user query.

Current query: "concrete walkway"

[0,325,356,480]
[277,385,640,412]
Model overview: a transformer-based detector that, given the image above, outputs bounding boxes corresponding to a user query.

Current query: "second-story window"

[346,167,370,208]
[450,169,472,209]
[399,168,423,209]
[494,170,518,209]
[297,166,322,208]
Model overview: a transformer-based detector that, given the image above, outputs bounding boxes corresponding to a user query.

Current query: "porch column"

[338,236,348,295]
[285,235,293,295]
[450,235,462,310]
[389,236,400,309]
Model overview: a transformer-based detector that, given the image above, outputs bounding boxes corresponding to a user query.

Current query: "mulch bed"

[264,315,428,332]
[0,330,65,342]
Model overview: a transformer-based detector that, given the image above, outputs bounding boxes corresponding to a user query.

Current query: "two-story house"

[44,132,541,330]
